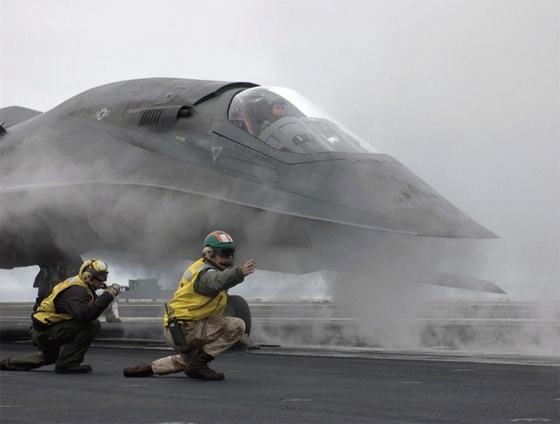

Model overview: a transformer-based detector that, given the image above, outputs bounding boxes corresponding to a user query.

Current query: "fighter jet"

[0,78,503,318]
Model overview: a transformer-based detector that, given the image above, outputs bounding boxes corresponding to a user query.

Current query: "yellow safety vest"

[33,277,94,325]
[164,258,227,326]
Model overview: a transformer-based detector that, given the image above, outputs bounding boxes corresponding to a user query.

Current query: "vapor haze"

[0,0,558,353]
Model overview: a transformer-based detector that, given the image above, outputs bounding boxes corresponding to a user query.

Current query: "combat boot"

[184,351,224,381]
[0,357,13,371]
[123,363,154,377]
[54,364,93,374]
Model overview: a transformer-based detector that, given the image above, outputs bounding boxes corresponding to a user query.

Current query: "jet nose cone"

[314,155,498,239]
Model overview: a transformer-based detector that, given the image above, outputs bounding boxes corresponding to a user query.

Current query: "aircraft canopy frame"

[228,86,379,155]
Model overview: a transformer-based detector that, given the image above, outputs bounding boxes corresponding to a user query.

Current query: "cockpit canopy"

[228,87,379,154]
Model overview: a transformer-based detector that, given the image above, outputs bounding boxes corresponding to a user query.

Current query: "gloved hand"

[105,284,121,297]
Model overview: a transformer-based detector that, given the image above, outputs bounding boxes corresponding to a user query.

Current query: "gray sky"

[1,0,558,301]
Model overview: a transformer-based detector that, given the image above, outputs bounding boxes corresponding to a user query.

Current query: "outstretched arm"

[195,260,257,296]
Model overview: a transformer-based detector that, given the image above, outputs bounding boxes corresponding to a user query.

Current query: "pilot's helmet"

[202,230,235,258]
[267,97,287,113]
[79,259,109,283]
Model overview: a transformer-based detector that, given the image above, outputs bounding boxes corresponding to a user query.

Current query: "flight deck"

[1,300,558,423]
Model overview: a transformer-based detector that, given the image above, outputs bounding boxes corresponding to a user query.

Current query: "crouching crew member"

[0,259,120,374]
[123,230,256,381]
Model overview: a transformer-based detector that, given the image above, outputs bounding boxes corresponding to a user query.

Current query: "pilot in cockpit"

[257,97,287,136]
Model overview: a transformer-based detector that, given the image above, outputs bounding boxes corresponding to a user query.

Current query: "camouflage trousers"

[151,315,245,375]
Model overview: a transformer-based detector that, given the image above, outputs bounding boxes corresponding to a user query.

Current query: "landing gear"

[32,257,82,310]
[224,295,259,349]
[224,295,252,335]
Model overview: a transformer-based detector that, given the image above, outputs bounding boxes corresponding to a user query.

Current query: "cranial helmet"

[202,231,235,267]
[203,231,234,250]
[79,259,109,283]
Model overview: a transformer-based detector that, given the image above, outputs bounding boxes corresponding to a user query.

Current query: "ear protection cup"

[82,270,93,283]
[79,259,94,282]
[203,247,214,259]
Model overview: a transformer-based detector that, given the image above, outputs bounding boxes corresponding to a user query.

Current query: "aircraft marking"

[94,107,110,121]
[229,141,274,164]
[211,147,222,160]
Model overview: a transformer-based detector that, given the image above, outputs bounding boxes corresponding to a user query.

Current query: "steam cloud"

[1,0,557,358]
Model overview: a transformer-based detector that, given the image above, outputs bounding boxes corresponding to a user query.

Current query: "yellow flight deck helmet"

[79,259,109,283]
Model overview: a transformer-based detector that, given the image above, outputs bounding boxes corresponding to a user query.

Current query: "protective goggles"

[93,271,108,282]
[215,247,235,258]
